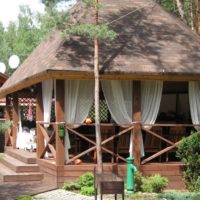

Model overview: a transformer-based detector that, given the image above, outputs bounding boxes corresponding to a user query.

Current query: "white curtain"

[102,80,163,157]
[141,81,163,125]
[42,80,53,158]
[64,80,94,161]
[42,80,53,128]
[141,80,163,156]
[101,80,134,156]
[189,81,200,131]
[16,105,23,149]
[101,80,132,126]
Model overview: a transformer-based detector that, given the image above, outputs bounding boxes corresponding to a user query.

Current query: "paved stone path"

[0,181,57,200]
[34,189,125,200]
[34,189,94,200]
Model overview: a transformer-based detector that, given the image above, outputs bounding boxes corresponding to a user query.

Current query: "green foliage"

[17,195,35,200]
[159,191,200,200]
[37,5,68,33]
[0,120,12,135]
[0,3,68,76]
[78,172,94,187]
[191,193,200,200]
[63,172,94,194]
[134,172,168,193]
[58,124,65,129]
[68,23,117,41]
[141,174,168,193]
[194,177,200,192]
[0,153,3,160]
[134,172,144,192]
[156,0,193,27]
[177,132,200,191]
[83,0,103,10]
[80,186,95,196]
[156,0,178,16]
[63,182,80,190]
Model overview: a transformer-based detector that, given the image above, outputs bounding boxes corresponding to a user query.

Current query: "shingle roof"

[1,0,200,97]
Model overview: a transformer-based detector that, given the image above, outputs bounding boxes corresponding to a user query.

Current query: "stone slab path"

[0,181,57,200]
[34,189,94,200]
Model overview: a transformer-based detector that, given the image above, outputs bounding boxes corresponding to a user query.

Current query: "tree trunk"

[175,0,186,22]
[94,0,103,173]
[193,0,200,35]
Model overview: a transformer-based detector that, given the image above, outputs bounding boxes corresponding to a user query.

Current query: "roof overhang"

[1,69,200,99]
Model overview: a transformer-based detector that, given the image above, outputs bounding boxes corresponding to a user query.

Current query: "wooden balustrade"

[35,121,199,166]
[36,122,135,164]
[141,124,200,165]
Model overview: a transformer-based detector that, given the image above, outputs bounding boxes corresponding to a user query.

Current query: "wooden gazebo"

[0,0,200,188]
[0,72,8,152]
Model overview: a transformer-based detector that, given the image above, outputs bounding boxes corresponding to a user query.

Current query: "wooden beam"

[55,80,65,166]
[36,83,45,159]
[4,96,11,146]
[141,141,180,165]
[132,81,141,167]
[12,93,18,149]
[142,127,175,146]
[5,96,10,120]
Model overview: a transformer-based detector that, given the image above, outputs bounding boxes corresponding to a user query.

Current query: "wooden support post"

[36,83,45,159]
[5,96,10,120]
[4,96,11,146]
[132,81,141,167]
[12,93,18,149]
[55,80,65,166]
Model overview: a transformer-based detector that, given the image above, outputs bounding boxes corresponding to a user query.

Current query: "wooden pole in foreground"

[55,80,65,166]
[36,83,45,159]
[94,0,103,173]
[132,81,141,167]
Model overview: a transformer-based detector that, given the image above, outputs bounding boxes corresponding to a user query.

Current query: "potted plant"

[0,120,12,135]
[0,120,12,152]
[58,124,65,137]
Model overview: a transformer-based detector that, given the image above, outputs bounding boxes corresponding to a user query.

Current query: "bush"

[134,172,144,192]
[191,193,200,200]
[159,192,200,200]
[141,174,168,193]
[159,191,192,200]
[79,172,94,187]
[177,132,200,191]
[0,120,12,135]
[80,186,95,196]
[194,177,200,192]
[63,172,94,194]
[62,182,80,190]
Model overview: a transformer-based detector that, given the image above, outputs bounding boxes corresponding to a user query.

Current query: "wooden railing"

[36,122,135,164]
[65,124,134,164]
[36,122,198,166]
[141,124,199,165]
[38,123,56,159]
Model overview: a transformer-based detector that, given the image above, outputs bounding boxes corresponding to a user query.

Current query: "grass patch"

[17,195,35,200]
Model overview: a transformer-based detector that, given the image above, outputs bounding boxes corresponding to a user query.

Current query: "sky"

[0,0,77,27]
[0,0,45,27]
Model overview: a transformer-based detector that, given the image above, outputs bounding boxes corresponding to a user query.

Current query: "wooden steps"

[1,154,39,172]
[4,147,36,164]
[0,147,43,182]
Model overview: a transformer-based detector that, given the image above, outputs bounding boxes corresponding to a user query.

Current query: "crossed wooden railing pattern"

[38,123,56,159]
[36,122,199,165]
[141,124,200,164]
[37,122,134,163]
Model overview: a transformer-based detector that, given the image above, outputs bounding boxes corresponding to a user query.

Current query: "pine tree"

[68,0,117,172]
